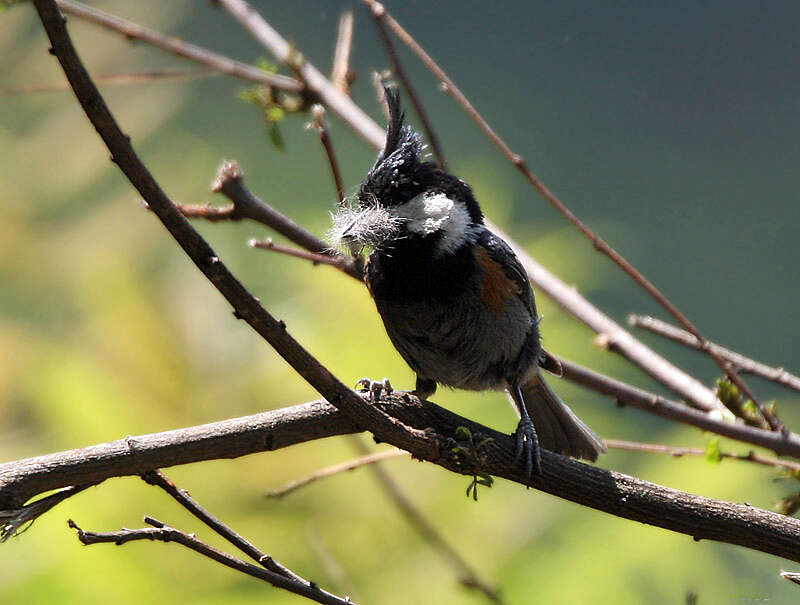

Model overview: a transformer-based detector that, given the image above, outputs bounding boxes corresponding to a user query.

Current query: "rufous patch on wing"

[474,248,521,314]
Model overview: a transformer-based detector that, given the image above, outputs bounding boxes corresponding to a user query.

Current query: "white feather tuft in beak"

[328,203,402,253]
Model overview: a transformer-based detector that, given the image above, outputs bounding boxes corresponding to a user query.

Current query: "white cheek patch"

[392,192,475,255]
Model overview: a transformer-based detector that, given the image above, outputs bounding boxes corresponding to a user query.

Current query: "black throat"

[366,235,476,303]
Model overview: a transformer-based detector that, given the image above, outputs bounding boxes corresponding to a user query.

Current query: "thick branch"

[0,400,355,509]
[4,396,800,563]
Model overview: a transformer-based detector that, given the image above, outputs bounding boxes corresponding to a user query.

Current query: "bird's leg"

[413,376,437,400]
[512,383,542,481]
[356,377,393,403]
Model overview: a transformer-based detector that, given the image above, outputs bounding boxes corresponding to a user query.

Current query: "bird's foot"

[512,416,542,484]
[356,377,393,403]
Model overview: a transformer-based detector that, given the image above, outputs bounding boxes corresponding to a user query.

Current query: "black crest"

[359,88,484,224]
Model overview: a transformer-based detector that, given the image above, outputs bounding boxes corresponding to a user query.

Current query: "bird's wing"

[478,228,538,317]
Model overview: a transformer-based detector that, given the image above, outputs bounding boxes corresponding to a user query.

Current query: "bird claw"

[512,415,542,484]
[356,377,393,403]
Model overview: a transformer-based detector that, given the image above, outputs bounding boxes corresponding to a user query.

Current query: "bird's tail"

[512,372,606,462]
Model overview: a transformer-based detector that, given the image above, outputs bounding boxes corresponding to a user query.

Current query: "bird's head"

[330,88,483,255]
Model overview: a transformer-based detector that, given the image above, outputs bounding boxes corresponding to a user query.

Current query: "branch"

[270,438,800,498]
[172,201,238,221]
[142,470,305,583]
[56,0,301,92]
[249,238,351,270]
[629,315,800,393]
[330,10,354,95]
[5,396,800,564]
[0,400,355,510]
[68,518,354,605]
[309,104,346,204]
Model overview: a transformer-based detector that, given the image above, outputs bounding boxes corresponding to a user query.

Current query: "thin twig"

[210,161,363,280]
[267,449,409,498]
[1,68,217,95]
[362,0,779,430]
[56,0,301,92]
[629,315,800,393]
[557,358,798,457]
[249,237,350,270]
[68,518,354,605]
[309,104,346,204]
[173,201,239,221]
[605,439,800,473]
[371,70,392,120]
[330,10,354,95]
[366,2,447,170]
[141,470,305,583]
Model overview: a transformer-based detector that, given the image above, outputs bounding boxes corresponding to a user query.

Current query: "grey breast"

[375,288,532,391]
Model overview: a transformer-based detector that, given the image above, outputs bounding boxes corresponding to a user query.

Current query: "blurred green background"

[2,1,800,603]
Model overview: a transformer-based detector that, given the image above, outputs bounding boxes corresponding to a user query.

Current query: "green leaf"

[715,377,739,405]
[265,105,286,123]
[705,438,722,464]
[267,123,285,150]
[238,88,262,105]
[256,58,279,73]
[455,426,472,440]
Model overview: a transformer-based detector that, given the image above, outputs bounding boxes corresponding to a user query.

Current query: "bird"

[330,88,605,478]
